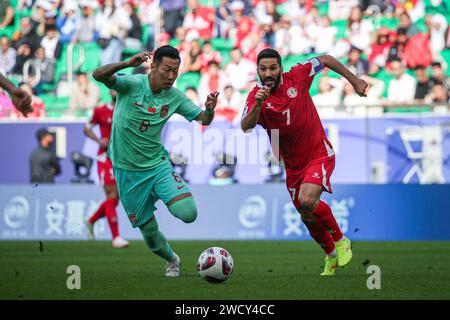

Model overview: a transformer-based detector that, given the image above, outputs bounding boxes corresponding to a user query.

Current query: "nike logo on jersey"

[312,172,320,178]
[177,185,185,190]
[266,102,273,109]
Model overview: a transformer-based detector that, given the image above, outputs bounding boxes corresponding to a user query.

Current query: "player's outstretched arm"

[195,91,219,125]
[241,86,270,132]
[0,74,33,116]
[317,55,369,97]
[93,52,151,87]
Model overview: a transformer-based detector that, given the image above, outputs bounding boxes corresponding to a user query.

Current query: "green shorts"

[114,161,191,228]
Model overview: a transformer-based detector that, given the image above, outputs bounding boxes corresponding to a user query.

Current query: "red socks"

[89,202,106,224]
[104,197,119,239]
[301,200,344,255]
[89,198,120,239]
[314,200,343,242]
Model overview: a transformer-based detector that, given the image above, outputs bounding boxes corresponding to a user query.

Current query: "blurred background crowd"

[0,0,449,121]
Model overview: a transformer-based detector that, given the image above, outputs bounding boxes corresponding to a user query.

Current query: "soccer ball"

[197,247,234,283]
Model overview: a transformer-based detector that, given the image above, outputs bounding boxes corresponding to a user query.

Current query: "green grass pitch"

[1,240,449,300]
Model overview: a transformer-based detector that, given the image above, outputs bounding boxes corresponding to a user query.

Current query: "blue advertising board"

[1,184,449,241]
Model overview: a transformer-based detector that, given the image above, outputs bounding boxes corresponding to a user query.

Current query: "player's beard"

[260,73,282,93]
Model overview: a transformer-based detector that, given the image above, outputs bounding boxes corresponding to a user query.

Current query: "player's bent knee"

[298,197,319,214]
[168,196,198,223]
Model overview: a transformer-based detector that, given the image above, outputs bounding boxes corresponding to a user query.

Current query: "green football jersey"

[108,73,202,171]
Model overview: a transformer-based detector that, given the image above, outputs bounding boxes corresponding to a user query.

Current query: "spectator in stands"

[30,46,55,94]
[396,0,425,23]
[430,61,450,89]
[31,0,57,37]
[198,61,229,103]
[30,127,61,184]
[185,86,201,107]
[73,0,97,44]
[368,26,392,68]
[0,36,16,76]
[183,0,215,40]
[224,47,256,91]
[12,17,42,54]
[217,84,243,123]
[243,32,268,64]
[283,0,313,20]
[229,1,256,49]
[199,40,221,74]
[274,15,292,57]
[387,60,417,103]
[398,12,420,37]
[289,14,314,55]
[254,0,281,26]
[414,65,433,102]
[123,1,143,52]
[313,15,338,54]
[161,0,185,38]
[95,0,132,65]
[346,45,369,76]
[426,14,448,61]
[12,42,33,76]
[260,17,276,48]
[328,0,358,21]
[426,82,449,104]
[346,5,374,52]
[138,0,160,51]
[214,0,233,39]
[386,28,408,67]
[40,24,62,60]
[312,76,343,108]
[0,0,14,29]
[180,39,203,74]
[55,1,79,44]
[69,70,100,116]
[16,82,45,118]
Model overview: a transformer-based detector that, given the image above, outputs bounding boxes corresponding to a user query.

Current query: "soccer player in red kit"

[241,49,368,275]
[84,90,129,248]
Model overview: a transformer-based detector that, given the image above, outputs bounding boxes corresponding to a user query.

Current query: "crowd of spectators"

[0,0,449,120]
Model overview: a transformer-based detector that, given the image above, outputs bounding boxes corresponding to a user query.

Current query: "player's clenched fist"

[127,52,152,67]
[352,78,369,97]
[255,86,270,104]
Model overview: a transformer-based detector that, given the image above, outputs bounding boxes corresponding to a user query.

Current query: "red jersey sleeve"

[87,108,100,129]
[241,88,262,125]
[286,57,324,90]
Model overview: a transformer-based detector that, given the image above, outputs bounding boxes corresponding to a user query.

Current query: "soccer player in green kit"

[93,45,219,277]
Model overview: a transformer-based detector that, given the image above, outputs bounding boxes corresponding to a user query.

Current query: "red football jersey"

[242,58,335,175]
[87,104,114,155]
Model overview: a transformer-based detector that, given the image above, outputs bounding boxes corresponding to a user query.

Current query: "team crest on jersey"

[129,213,137,224]
[160,105,169,118]
[287,87,297,98]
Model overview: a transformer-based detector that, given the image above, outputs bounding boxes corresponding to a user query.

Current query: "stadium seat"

[176,72,201,91]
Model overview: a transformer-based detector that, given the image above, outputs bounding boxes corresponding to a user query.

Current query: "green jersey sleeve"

[176,95,203,122]
[110,73,140,93]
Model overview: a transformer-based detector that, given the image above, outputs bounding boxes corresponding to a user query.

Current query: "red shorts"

[285,156,335,209]
[97,157,116,186]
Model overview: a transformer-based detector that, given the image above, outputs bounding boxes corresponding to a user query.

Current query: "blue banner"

[1,184,449,241]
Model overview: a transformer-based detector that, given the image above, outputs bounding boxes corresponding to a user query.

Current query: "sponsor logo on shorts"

[160,105,169,118]
[287,87,297,98]
[312,172,320,179]
[129,213,137,224]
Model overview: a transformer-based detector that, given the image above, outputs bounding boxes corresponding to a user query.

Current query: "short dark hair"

[153,45,180,64]
[431,61,442,68]
[257,48,282,66]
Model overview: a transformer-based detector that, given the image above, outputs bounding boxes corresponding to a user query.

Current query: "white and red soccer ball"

[197,247,234,283]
